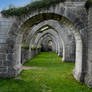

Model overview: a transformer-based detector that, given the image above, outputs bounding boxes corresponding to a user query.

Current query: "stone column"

[85,7,92,88]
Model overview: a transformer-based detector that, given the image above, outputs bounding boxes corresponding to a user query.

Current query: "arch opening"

[7,12,87,83]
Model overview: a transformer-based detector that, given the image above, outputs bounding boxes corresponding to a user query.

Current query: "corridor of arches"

[1,0,92,88]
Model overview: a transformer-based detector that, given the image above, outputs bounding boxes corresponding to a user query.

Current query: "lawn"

[0,52,92,92]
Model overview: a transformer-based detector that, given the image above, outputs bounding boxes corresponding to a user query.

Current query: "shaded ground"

[0,52,92,92]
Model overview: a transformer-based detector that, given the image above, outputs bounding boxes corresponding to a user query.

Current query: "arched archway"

[6,10,87,83]
[29,28,63,57]
[27,20,75,62]
[33,30,61,53]
[38,35,57,53]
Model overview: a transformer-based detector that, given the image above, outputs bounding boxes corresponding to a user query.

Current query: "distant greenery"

[37,46,42,49]
[31,46,42,50]
[22,43,29,49]
[31,46,37,50]
[1,0,65,17]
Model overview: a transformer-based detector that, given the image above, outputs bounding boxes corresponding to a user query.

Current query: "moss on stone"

[37,46,42,49]
[31,46,37,50]
[1,0,65,17]
[22,43,29,49]
[85,0,92,10]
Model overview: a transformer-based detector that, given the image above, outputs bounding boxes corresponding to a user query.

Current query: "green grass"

[0,52,92,92]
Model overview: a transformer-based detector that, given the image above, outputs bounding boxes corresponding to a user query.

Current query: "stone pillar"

[21,48,29,64]
[0,16,22,77]
[85,7,92,88]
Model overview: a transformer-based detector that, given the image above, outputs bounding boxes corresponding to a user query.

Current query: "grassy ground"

[0,52,92,92]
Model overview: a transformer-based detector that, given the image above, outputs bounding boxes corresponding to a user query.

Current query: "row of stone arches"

[13,12,86,82]
[0,1,92,87]
[10,12,86,81]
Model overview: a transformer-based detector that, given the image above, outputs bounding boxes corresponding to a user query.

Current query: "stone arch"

[5,3,87,83]
[38,34,57,52]
[32,29,61,54]
[29,28,63,57]
[38,36,56,52]
[26,20,75,62]
[28,30,59,59]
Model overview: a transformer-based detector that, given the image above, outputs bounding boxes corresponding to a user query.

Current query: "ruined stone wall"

[0,15,22,77]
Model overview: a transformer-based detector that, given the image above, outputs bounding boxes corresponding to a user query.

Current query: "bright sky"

[0,0,35,11]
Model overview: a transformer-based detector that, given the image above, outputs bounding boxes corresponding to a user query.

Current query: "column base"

[73,68,85,82]
[0,64,22,78]
[85,73,92,88]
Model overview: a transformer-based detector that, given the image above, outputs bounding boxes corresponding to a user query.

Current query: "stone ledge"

[0,66,8,74]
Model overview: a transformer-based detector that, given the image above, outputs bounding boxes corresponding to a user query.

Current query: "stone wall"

[0,15,22,77]
[85,7,92,88]
[21,48,29,64]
